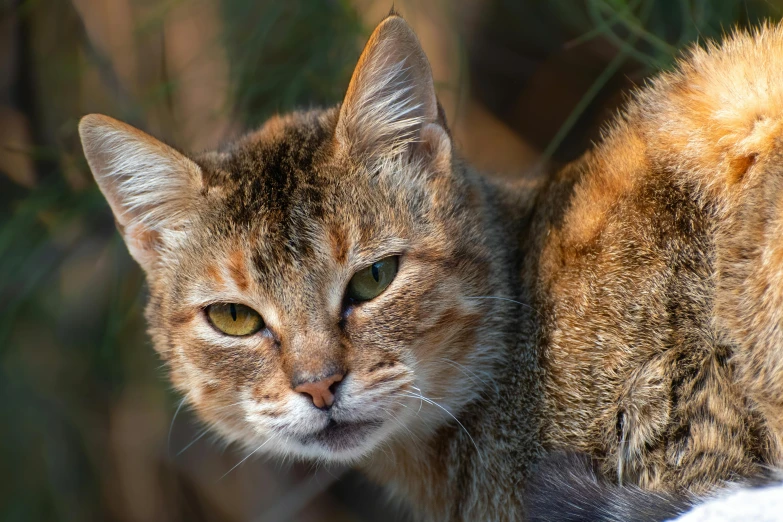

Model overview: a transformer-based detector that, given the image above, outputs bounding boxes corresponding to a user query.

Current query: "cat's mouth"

[298,419,384,451]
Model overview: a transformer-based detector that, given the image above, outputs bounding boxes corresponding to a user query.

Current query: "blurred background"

[1,0,782,520]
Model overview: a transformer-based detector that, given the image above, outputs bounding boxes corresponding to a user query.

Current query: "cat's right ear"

[336,15,451,170]
[79,114,203,273]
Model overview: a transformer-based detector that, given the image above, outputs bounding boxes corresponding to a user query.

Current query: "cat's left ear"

[336,15,451,170]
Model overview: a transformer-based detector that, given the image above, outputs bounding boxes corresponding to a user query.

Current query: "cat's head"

[79,15,510,463]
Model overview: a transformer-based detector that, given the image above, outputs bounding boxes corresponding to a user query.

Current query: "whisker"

[391,400,427,435]
[176,427,211,456]
[218,436,275,481]
[410,385,424,412]
[400,390,484,464]
[378,440,392,459]
[465,295,532,310]
[382,408,415,438]
[437,357,490,388]
[411,384,444,401]
[382,407,426,455]
[168,397,187,459]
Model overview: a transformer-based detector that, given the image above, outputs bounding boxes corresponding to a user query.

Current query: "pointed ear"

[79,114,204,272]
[336,15,450,167]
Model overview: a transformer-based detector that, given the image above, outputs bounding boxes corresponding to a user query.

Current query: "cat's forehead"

[194,107,425,237]
[197,109,342,222]
[185,109,419,291]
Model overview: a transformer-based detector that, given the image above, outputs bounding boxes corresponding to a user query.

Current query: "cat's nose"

[294,373,344,409]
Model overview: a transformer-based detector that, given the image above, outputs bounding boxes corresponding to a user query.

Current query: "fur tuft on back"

[628,22,783,204]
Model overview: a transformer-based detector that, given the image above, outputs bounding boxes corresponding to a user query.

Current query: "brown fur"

[532,24,783,499]
[79,15,783,522]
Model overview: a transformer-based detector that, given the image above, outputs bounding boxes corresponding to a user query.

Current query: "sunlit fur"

[534,22,783,496]
[80,15,783,522]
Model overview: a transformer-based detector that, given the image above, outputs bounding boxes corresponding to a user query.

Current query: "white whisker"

[400,390,484,464]
[437,357,490,388]
[176,427,210,456]
[382,406,423,446]
[465,295,532,310]
[410,385,424,412]
[168,397,187,459]
[219,436,275,481]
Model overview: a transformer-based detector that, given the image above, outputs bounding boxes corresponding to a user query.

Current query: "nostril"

[329,377,342,395]
[294,373,344,410]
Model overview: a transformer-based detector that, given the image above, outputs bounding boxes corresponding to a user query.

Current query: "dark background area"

[1,1,781,520]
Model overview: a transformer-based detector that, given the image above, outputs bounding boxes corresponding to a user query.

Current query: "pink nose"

[294,373,344,409]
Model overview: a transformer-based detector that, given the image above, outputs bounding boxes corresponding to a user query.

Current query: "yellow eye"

[346,256,399,302]
[206,303,264,336]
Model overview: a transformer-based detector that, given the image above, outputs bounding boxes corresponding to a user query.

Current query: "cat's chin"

[298,419,383,450]
[280,418,390,463]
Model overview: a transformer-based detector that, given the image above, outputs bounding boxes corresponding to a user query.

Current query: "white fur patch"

[671,482,783,521]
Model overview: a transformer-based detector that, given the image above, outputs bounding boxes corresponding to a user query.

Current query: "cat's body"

[79,15,783,521]
[532,27,783,494]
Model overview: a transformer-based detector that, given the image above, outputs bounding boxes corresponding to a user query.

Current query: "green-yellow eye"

[206,303,264,336]
[346,256,399,303]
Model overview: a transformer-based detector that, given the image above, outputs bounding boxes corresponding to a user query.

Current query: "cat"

[78,13,783,521]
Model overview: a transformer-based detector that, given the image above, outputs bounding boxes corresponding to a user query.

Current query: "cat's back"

[526,23,783,493]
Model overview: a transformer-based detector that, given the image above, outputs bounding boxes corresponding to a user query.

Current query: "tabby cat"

[79,14,783,521]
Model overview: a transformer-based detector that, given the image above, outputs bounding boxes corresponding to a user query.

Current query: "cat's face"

[149,111,499,462]
[80,16,507,463]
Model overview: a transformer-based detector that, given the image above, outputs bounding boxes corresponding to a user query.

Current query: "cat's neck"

[359,170,545,520]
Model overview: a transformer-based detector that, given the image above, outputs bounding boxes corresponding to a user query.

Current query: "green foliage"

[540,0,783,158]
[221,0,364,125]
[551,0,781,68]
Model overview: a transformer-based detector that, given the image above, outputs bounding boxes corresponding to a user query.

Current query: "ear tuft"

[336,16,444,162]
[417,123,452,172]
[79,114,203,271]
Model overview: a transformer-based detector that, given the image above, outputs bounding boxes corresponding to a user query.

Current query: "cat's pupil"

[230,303,237,321]
[371,263,380,282]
